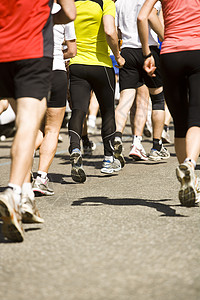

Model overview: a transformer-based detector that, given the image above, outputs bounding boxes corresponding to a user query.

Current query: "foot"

[113,138,125,168]
[101,158,121,174]
[129,143,148,161]
[70,148,86,183]
[21,193,44,223]
[32,175,54,196]
[148,146,170,161]
[0,188,24,242]
[176,162,200,207]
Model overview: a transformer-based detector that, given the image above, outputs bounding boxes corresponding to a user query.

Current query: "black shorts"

[0,57,53,100]
[48,70,67,108]
[119,46,163,91]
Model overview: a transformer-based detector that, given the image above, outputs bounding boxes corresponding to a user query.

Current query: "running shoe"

[176,162,200,207]
[0,188,24,242]
[32,176,54,196]
[70,148,86,183]
[148,146,170,161]
[113,138,125,168]
[83,139,96,156]
[162,129,172,144]
[129,143,148,161]
[101,158,121,174]
[21,193,44,223]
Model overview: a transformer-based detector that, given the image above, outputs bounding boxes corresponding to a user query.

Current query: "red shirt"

[0,0,53,62]
[161,0,200,54]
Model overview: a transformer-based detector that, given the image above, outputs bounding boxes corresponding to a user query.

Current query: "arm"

[103,15,125,68]
[63,39,77,60]
[53,0,76,24]
[137,0,158,76]
[148,7,164,42]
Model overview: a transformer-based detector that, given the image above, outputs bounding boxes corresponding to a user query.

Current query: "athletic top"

[53,22,76,71]
[115,0,161,49]
[0,0,53,62]
[161,0,200,54]
[69,0,115,68]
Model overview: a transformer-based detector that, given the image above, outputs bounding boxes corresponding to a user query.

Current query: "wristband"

[143,52,152,60]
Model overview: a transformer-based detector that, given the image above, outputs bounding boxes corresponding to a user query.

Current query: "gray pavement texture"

[0,120,200,300]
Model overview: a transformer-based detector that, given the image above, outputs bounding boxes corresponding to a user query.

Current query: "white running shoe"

[0,188,24,242]
[101,158,121,174]
[21,193,44,223]
[176,162,200,207]
[32,175,54,196]
[129,143,148,161]
[149,146,170,161]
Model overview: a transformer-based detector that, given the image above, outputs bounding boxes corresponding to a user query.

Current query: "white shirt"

[53,22,76,71]
[115,0,161,49]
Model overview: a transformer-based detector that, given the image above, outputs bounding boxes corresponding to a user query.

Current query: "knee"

[150,92,165,111]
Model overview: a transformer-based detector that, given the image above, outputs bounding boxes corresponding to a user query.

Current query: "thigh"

[69,64,91,113]
[90,66,116,116]
[160,52,188,137]
[15,57,52,100]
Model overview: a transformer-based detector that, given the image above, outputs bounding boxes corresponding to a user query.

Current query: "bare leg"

[38,107,66,173]
[130,85,149,136]
[115,88,136,133]
[9,97,47,186]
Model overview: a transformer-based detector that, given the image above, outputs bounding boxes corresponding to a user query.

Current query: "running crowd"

[0,0,200,242]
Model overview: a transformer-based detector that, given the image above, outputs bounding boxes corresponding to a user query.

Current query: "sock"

[37,171,47,179]
[104,155,113,162]
[22,183,34,200]
[115,131,122,140]
[132,135,142,145]
[82,134,90,146]
[7,183,21,204]
[184,158,196,169]
[87,115,96,128]
[164,124,168,132]
[153,138,162,151]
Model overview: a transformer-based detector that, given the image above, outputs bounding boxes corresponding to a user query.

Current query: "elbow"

[137,13,146,24]
[105,28,116,39]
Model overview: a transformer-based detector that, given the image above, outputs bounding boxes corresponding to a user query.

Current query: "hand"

[143,56,156,77]
[115,54,125,69]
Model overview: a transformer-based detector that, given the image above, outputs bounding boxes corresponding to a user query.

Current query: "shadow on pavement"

[72,196,188,218]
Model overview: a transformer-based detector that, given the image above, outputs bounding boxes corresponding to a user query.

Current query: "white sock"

[133,135,142,146]
[37,171,47,179]
[184,158,196,169]
[8,183,21,204]
[104,155,113,162]
[22,183,34,200]
[87,115,96,128]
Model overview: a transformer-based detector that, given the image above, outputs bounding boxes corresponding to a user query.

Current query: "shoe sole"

[114,143,125,168]
[0,199,24,242]
[70,152,86,183]
[71,167,86,183]
[148,155,170,161]
[22,211,44,223]
[176,164,197,207]
[32,188,54,196]
[129,153,148,161]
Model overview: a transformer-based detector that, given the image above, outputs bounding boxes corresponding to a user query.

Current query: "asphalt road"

[0,120,200,300]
